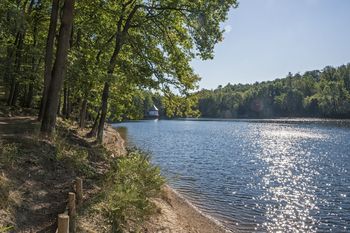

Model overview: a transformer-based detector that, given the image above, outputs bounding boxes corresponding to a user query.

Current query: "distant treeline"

[196,64,350,118]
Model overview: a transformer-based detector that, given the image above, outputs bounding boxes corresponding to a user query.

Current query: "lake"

[113,119,350,232]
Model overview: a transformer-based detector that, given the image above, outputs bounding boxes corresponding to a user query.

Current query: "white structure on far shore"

[148,105,159,117]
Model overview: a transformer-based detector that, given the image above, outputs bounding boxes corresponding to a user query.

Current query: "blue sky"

[192,0,350,89]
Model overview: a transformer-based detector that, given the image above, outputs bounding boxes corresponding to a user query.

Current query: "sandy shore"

[108,125,231,233]
[145,185,230,233]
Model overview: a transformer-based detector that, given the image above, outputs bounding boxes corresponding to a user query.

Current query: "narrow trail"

[0,117,76,232]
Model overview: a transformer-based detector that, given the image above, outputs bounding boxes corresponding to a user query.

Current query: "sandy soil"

[0,117,76,232]
[0,115,229,233]
[145,186,229,233]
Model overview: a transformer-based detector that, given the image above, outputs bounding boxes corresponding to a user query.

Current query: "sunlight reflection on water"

[115,120,350,232]
[258,126,321,232]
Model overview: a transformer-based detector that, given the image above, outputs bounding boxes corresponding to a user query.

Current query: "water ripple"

[115,120,350,232]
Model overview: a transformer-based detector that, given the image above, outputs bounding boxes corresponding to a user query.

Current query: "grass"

[0,110,165,232]
[0,174,11,209]
[77,149,165,233]
[104,150,165,232]
[0,142,20,168]
[54,135,96,178]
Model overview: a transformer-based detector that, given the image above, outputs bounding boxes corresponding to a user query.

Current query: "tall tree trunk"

[11,82,20,106]
[25,83,34,107]
[41,0,75,135]
[8,32,24,106]
[66,87,71,119]
[38,0,60,121]
[7,80,16,105]
[96,5,137,142]
[57,91,62,115]
[87,109,100,138]
[96,38,122,142]
[79,98,87,128]
[3,34,20,99]
[22,84,28,106]
[97,82,109,142]
[62,85,68,117]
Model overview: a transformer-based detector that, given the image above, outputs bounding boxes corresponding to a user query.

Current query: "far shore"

[115,117,350,123]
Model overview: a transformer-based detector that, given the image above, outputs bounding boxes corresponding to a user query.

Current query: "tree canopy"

[0,0,238,141]
[196,64,350,118]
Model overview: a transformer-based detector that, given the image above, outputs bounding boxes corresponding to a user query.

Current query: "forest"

[132,63,350,119]
[0,0,238,231]
[196,64,350,118]
[0,0,237,141]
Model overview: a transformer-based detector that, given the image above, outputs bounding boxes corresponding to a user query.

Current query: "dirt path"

[0,117,77,232]
[1,117,229,233]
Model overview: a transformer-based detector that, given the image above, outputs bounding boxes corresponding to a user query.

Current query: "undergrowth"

[0,142,20,168]
[54,135,96,178]
[0,116,165,232]
[100,150,165,233]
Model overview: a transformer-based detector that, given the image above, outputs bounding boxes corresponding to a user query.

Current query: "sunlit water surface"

[114,119,350,232]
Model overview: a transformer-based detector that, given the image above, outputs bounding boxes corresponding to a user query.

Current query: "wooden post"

[68,192,76,232]
[57,214,69,233]
[76,177,83,205]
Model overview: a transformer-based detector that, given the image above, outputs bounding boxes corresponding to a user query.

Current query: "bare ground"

[0,116,122,232]
[0,115,228,233]
[144,186,229,233]
[0,117,75,232]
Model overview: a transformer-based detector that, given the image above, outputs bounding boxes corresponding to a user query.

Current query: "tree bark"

[25,83,34,107]
[66,87,71,119]
[57,91,62,115]
[38,0,60,121]
[87,109,100,138]
[96,5,139,142]
[7,32,24,106]
[79,98,87,128]
[22,84,28,106]
[3,34,20,100]
[97,82,109,142]
[96,36,123,142]
[7,80,16,106]
[62,85,68,117]
[41,0,75,135]
[11,82,20,106]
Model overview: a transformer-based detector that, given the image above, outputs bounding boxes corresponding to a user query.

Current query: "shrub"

[104,150,165,232]
[54,137,95,177]
[0,175,10,209]
[0,143,19,167]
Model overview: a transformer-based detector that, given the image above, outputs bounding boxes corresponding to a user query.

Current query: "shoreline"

[112,125,231,233]
[145,185,230,233]
[164,185,233,232]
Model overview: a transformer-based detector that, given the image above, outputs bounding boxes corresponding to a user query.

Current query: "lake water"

[113,119,350,232]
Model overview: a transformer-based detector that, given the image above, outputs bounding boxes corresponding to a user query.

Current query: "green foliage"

[54,137,95,177]
[1,0,237,126]
[0,175,11,209]
[197,64,350,118]
[0,143,20,167]
[0,225,14,233]
[103,150,165,232]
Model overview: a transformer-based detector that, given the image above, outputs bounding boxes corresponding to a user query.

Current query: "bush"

[0,143,19,167]
[54,137,95,177]
[104,150,165,232]
[0,175,10,209]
